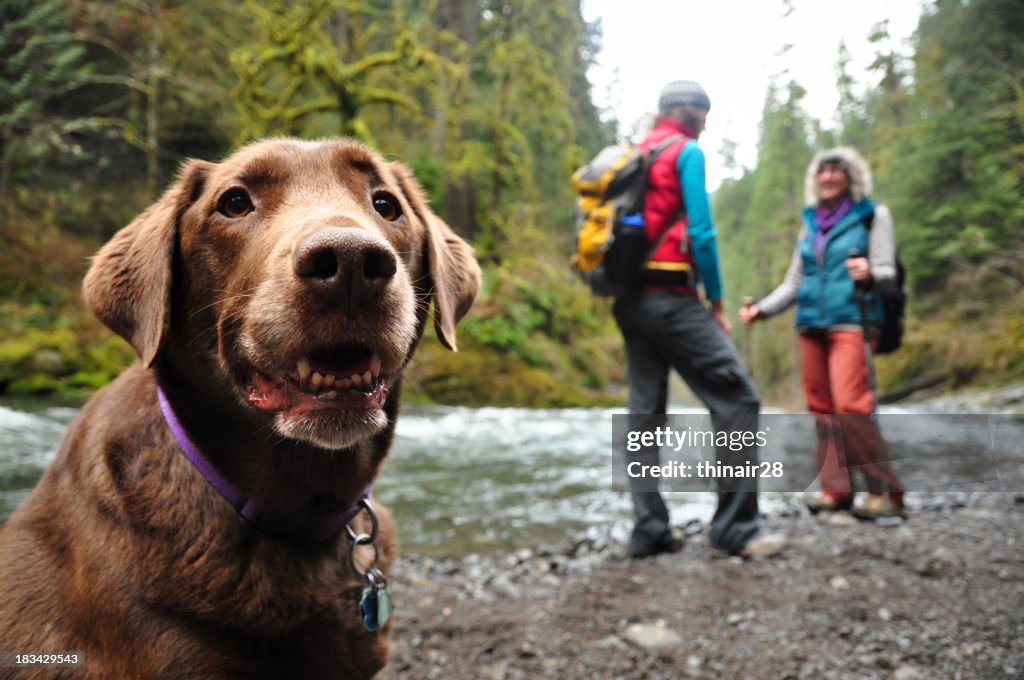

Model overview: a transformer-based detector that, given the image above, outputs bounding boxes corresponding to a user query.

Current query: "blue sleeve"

[677,141,723,301]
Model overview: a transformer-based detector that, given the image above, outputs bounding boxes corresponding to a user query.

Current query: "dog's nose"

[294,227,398,307]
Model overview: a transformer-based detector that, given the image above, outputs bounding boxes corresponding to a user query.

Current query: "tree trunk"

[435,0,481,238]
[0,126,12,229]
[145,7,161,200]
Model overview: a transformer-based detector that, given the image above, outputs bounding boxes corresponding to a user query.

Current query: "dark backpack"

[875,256,907,354]
[571,135,683,296]
[867,212,907,354]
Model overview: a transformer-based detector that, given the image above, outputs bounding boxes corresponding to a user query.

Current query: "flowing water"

[2,397,1021,556]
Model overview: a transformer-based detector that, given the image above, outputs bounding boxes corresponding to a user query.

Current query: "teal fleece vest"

[795,198,884,329]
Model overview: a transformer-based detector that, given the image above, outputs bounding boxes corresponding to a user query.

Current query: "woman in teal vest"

[740,147,906,521]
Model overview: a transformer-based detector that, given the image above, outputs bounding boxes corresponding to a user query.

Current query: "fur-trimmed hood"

[804,146,873,206]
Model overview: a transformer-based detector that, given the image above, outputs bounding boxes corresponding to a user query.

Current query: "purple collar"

[157,386,370,543]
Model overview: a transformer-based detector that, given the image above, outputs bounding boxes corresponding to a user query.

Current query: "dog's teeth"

[362,370,372,384]
[339,378,352,389]
[369,355,382,377]
[311,372,323,389]
[323,390,337,400]
[297,358,312,381]
[323,374,335,388]
[351,373,363,387]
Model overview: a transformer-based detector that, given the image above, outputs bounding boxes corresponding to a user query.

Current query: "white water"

[2,399,1021,555]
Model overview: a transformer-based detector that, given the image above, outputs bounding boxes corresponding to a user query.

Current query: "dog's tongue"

[248,374,386,417]
[248,374,294,412]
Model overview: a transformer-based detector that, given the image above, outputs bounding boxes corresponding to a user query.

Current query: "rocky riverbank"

[378,493,1023,679]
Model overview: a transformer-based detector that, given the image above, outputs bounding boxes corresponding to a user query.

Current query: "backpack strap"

[645,134,687,166]
[639,135,686,252]
[639,134,693,284]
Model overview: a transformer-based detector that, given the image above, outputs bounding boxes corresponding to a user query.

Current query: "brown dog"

[0,138,480,678]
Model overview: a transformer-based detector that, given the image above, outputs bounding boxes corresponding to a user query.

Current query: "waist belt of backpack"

[636,227,695,288]
[639,211,694,289]
[639,260,695,288]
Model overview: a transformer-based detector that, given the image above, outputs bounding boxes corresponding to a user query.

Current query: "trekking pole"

[848,251,878,408]
[848,249,899,524]
[741,296,755,378]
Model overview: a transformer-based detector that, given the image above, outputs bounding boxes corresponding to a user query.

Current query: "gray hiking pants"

[613,290,763,553]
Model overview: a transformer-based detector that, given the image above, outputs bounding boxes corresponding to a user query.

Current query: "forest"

[1,0,1022,407]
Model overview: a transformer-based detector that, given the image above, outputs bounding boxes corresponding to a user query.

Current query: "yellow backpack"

[571,135,683,296]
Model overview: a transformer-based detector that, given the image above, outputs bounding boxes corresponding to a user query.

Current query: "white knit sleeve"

[757,227,805,318]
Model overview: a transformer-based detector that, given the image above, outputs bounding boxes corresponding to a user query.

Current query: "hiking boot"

[806,493,854,515]
[851,494,909,522]
[628,533,684,559]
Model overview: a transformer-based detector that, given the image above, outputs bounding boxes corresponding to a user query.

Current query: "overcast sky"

[581,0,927,190]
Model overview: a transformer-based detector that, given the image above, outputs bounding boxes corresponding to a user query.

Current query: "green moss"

[82,337,135,376]
[0,301,136,396]
[876,295,1024,399]
[404,334,623,408]
[0,338,37,381]
[0,328,81,385]
[7,373,61,395]
[65,370,116,391]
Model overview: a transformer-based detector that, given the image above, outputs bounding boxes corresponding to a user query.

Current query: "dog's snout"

[294,227,397,306]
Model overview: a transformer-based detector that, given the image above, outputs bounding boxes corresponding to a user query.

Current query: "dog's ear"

[424,212,481,351]
[83,160,211,366]
[389,162,480,351]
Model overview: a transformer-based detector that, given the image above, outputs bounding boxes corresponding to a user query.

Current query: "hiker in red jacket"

[616,80,786,558]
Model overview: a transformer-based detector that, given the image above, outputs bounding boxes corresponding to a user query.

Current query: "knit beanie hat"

[658,80,710,111]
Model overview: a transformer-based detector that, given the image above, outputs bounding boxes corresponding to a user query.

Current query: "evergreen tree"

[0,0,90,220]
[889,0,1024,301]
[717,81,814,391]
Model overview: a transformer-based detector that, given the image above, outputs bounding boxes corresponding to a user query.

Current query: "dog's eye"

[372,192,402,221]
[217,189,254,218]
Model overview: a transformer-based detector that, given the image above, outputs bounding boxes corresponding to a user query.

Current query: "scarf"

[813,197,852,265]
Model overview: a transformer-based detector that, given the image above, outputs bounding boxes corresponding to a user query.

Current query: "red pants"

[800,331,903,500]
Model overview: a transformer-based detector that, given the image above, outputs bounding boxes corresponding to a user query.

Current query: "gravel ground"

[377,494,1023,679]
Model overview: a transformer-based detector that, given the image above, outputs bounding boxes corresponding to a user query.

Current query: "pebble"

[892,664,924,680]
[914,546,963,578]
[683,519,704,536]
[621,623,683,651]
[829,512,858,526]
[727,610,756,625]
[591,635,628,650]
[488,574,522,600]
[830,575,851,590]
[483,660,509,680]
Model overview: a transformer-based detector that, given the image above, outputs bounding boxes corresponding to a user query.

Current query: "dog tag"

[374,582,393,629]
[359,568,392,632]
[360,585,379,631]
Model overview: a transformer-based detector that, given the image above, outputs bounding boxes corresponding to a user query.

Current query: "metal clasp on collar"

[347,498,392,632]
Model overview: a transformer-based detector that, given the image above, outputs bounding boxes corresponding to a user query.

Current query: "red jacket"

[638,118,697,293]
